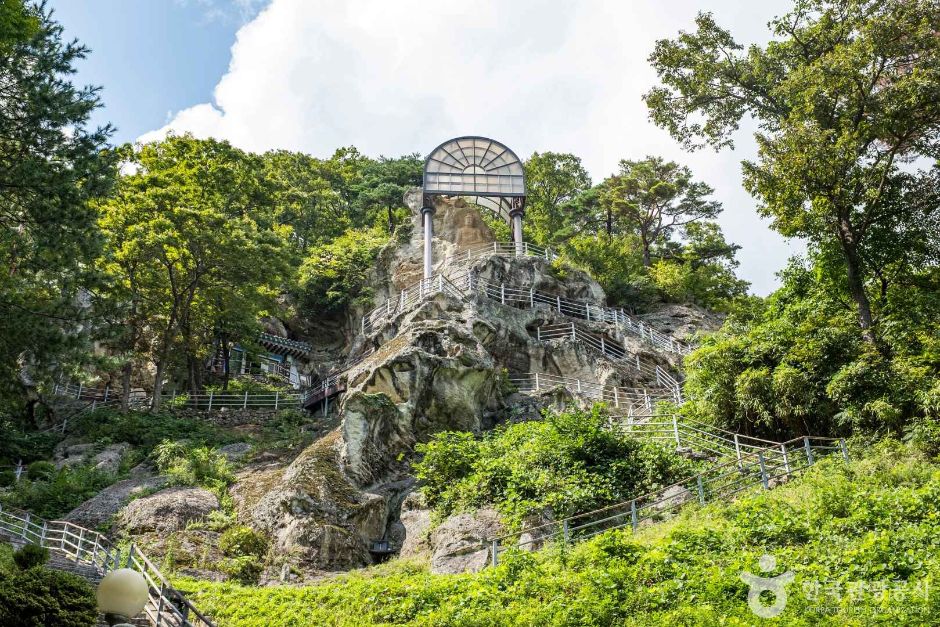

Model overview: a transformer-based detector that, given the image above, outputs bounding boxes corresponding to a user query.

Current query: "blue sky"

[50,0,262,143]
[50,0,802,295]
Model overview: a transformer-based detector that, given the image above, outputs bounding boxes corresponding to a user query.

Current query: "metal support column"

[422,205,434,279]
[510,209,524,256]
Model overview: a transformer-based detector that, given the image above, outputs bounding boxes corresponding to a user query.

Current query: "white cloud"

[141,0,803,295]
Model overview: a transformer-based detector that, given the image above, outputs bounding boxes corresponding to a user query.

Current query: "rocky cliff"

[225,191,689,580]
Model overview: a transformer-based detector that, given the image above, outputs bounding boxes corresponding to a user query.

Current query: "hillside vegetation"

[175,440,940,626]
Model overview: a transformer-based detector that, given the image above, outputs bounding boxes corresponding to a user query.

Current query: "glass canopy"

[423,136,526,199]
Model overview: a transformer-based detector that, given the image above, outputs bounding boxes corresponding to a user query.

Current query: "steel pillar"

[422,206,435,279]
[510,209,524,256]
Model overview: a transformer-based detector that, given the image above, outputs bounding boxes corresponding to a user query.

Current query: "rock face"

[639,303,724,340]
[118,486,219,534]
[430,508,504,574]
[398,490,432,559]
[65,464,166,530]
[236,431,388,575]
[236,192,691,576]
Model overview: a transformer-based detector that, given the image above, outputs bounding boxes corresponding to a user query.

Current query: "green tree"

[296,226,389,317]
[600,157,722,266]
[350,154,422,234]
[0,0,37,52]
[523,152,592,246]
[645,0,940,345]
[0,3,115,418]
[649,221,749,309]
[98,136,292,409]
[262,150,351,252]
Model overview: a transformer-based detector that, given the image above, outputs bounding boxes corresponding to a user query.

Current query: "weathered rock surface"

[218,442,253,461]
[238,431,389,575]
[91,443,130,473]
[54,442,95,469]
[430,508,504,574]
[65,464,166,530]
[118,486,219,534]
[639,303,723,341]
[398,490,432,559]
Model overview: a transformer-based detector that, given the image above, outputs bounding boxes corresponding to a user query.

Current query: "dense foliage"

[414,409,698,528]
[0,1,115,420]
[0,542,97,627]
[176,440,940,626]
[647,0,940,439]
[682,259,940,439]
[524,153,748,311]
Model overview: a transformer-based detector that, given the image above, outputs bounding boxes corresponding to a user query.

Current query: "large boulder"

[118,486,219,534]
[66,464,166,530]
[430,508,504,574]
[91,443,130,473]
[239,431,390,575]
[341,306,499,487]
[398,490,432,559]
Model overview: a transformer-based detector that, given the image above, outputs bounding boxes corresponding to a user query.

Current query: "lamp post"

[97,568,148,626]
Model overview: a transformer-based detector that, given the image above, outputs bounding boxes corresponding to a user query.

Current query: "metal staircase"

[0,504,214,626]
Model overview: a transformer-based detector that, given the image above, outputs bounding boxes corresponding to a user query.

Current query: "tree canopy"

[646,0,940,344]
[0,2,115,418]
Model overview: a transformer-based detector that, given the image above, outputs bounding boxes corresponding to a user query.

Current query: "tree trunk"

[151,358,166,411]
[187,354,200,393]
[838,222,878,346]
[120,360,132,412]
[641,239,652,268]
[221,333,231,391]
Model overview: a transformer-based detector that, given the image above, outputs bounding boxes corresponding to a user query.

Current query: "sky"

[51,0,804,295]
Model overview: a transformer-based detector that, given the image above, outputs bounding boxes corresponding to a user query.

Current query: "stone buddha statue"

[455,213,485,247]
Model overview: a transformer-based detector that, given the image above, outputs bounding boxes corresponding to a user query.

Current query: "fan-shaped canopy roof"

[423,136,526,199]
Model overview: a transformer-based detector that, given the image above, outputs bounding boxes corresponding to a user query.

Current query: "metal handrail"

[534,322,681,399]
[361,273,467,334]
[463,273,692,356]
[482,436,849,566]
[508,372,676,418]
[162,391,302,410]
[0,504,214,626]
[440,241,559,268]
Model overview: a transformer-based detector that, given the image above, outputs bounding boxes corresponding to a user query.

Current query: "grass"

[174,439,940,626]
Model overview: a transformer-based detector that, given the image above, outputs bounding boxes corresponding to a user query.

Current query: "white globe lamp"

[97,568,149,626]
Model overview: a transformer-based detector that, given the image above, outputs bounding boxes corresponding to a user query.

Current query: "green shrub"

[0,470,15,487]
[26,461,55,481]
[219,556,262,585]
[414,407,698,528]
[0,567,97,627]
[12,544,49,570]
[71,408,233,454]
[2,465,115,519]
[154,440,233,497]
[219,526,268,559]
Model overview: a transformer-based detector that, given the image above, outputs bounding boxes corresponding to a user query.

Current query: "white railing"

[0,504,215,626]
[465,274,692,356]
[507,372,677,417]
[361,273,466,335]
[533,323,682,401]
[206,356,306,388]
[482,436,850,566]
[441,241,558,268]
[163,391,303,411]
